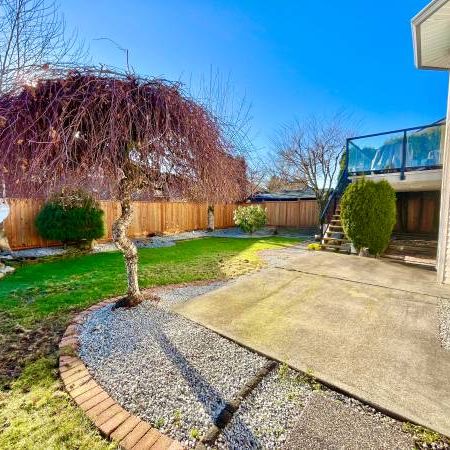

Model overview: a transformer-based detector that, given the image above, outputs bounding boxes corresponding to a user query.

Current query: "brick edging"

[59,298,184,450]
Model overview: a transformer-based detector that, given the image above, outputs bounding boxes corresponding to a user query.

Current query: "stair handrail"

[320,167,349,225]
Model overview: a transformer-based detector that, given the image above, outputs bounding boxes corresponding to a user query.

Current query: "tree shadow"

[150,316,261,448]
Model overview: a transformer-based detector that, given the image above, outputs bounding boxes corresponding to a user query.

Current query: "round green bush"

[35,190,104,246]
[340,179,396,256]
[233,205,268,233]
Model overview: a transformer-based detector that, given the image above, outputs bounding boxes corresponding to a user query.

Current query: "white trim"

[349,170,442,192]
[437,75,450,283]
[412,0,450,69]
[412,0,450,25]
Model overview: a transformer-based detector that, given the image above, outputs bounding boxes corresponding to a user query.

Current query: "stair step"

[323,237,348,243]
[322,243,350,250]
[328,225,343,230]
[325,231,345,236]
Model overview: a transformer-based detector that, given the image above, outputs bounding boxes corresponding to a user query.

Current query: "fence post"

[400,130,407,180]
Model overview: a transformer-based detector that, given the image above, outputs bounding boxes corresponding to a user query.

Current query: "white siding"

[437,74,450,282]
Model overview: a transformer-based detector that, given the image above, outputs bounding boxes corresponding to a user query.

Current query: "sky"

[61,0,448,156]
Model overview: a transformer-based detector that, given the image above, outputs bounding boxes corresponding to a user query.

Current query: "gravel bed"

[12,247,67,258]
[259,244,311,268]
[92,238,175,253]
[156,281,228,308]
[217,365,412,450]
[438,297,450,350]
[79,296,268,448]
[216,366,312,449]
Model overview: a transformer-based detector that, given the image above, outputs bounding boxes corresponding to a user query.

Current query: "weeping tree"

[0,0,87,251]
[0,68,247,306]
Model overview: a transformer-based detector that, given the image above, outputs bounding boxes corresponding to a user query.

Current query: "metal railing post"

[345,138,349,174]
[400,130,407,180]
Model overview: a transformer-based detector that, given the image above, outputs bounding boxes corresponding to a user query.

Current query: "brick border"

[59,299,184,450]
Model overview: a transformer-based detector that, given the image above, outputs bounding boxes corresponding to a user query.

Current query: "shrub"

[233,205,268,233]
[35,189,104,247]
[340,179,396,256]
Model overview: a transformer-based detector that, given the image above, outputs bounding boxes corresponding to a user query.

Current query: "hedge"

[340,179,396,256]
[35,190,104,247]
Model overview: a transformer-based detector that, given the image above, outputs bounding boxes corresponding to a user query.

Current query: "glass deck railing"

[347,121,445,176]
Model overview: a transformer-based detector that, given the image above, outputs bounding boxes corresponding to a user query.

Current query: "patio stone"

[120,421,153,448]
[84,396,116,419]
[109,415,141,442]
[79,391,111,412]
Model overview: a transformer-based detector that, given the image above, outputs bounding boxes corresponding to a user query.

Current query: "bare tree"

[192,68,266,229]
[0,0,86,93]
[0,68,247,307]
[272,113,354,230]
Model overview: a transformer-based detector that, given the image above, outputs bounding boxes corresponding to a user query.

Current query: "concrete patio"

[175,249,450,436]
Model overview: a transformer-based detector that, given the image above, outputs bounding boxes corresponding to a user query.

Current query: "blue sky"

[61,0,448,154]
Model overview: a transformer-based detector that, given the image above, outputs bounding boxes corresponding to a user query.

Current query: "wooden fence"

[3,198,319,250]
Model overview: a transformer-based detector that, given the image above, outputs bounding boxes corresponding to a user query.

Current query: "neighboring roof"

[412,0,450,70]
[250,187,316,202]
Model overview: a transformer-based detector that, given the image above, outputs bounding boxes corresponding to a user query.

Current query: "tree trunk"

[207,204,215,231]
[112,195,143,307]
[0,222,11,253]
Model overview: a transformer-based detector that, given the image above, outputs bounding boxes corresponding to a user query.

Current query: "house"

[250,187,316,202]
[323,0,450,280]
[346,119,444,240]
[412,0,450,282]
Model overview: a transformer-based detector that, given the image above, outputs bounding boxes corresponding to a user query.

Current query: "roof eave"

[411,0,450,70]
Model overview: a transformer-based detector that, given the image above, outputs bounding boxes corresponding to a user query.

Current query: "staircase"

[322,205,351,253]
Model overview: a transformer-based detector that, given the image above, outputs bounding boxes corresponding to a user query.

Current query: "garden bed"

[79,285,269,448]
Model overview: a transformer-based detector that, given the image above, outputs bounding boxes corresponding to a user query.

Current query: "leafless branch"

[190,67,269,197]
[0,0,88,94]
[271,112,357,222]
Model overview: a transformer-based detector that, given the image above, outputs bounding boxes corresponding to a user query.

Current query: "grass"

[402,422,449,446]
[0,236,300,450]
[0,358,116,450]
[0,237,298,325]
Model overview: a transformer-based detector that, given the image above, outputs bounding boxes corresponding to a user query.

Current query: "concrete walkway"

[175,250,450,436]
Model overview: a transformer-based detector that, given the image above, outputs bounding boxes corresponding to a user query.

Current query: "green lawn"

[0,237,298,323]
[0,236,300,450]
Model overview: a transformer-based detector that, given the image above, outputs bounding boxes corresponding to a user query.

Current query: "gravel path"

[438,297,450,350]
[79,285,268,448]
[216,365,414,450]
[216,366,312,449]
[156,281,228,308]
